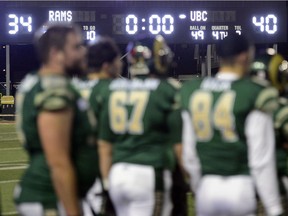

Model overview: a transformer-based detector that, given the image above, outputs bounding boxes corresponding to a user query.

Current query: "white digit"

[191,30,204,40]
[252,16,265,32]
[126,14,138,35]
[20,16,32,33]
[265,14,277,34]
[199,30,204,40]
[8,14,19,35]
[212,31,219,40]
[87,31,96,40]
[149,14,161,34]
[236,30,241,35]
[162,15,174,34]
[191,31,198,40]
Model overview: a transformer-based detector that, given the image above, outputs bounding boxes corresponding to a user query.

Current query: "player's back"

[181,76,278,176]
[100,77,179,169]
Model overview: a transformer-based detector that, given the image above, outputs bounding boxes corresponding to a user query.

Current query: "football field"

[0,122,27,216]
[0,122,195,216]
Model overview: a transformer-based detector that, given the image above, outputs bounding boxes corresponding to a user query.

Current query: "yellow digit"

[214,91,238,142]
[129,91,150,134]
[80,89,91,100]
[190,91,213,141]
[109,91,150,134]
[109,91,128,133]
[189,90,238,142]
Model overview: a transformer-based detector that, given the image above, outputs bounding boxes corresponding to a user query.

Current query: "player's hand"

[99,190,116,216]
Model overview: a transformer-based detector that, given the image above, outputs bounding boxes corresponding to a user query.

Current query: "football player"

[97,35,182,216]
[72,36,122,216]
[250,50,288,214]
[14,23,98,216]
[181,33,283,216]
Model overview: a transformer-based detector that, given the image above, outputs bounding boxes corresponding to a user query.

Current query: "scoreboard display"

[0,1,286,44]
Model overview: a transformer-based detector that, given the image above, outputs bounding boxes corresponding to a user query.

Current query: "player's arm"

[282,122,288,149]
[168,107,192,183]
[98,139,112,190]
[275,106,288,149]
[246,87,282,216]
[166,79,183,167]
[181,110,201,193]
[37,87,81,215]
[39,110,81,215]
[167,107,182,164]
[97,105,114,190]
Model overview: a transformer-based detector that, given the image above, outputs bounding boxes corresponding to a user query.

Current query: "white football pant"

[109,162,172,216]
[196,175,256,216]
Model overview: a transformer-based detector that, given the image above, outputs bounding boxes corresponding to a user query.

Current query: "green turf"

[1,182,19,215]
[0,141,22,149]
[0,169,25,182]
[0,123,196,216]
[0,123,25,216]
[0,123,16,133]
[0,150,28,164]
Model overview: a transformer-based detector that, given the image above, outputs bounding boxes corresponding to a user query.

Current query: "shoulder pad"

[41,75,69,90]
[72,77,99,89]
[167,78,182,89]
[255,87,279,113]
[18,74,39,93]
[275,106,288,129]
[34,86,75,111]
[279,97,288,106]
[251,77,270,87]
[72,78,99,100]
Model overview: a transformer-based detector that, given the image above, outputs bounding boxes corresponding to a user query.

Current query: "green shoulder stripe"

[255,87,279,113]
[167,78,182,89]
[34,88,74,111]
[251,77,270,87]
[275,106,288,129]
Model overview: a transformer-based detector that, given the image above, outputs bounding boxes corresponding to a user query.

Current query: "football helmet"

[250,49,288,93]
[127,35,174,76]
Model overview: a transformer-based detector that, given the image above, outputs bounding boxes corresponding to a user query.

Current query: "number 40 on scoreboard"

[252,15,277,34]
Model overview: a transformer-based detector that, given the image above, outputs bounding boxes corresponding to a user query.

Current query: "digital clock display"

[0,1,286,44]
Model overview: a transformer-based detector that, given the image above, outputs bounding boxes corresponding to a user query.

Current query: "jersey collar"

[216,72,240,81]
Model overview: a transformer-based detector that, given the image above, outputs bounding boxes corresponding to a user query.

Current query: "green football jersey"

[181,77,278,176]
[72,77,99,134]
[89,79,112,138]
[98,77,182,169]
[73,77,112,138]
[274,97,288,178]
[15,73,98,206]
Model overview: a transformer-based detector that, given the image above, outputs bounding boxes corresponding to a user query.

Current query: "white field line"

[0,163,27,167]
[1,211,19,216]
[0,138,19,141]
[0,132,17,135]
[0,160,27,164]
[0,147,22,151]
[0,165,27,171]
[0,180,19,184]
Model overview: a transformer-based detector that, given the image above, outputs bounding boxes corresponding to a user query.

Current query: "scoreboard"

[0,1,286,44]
